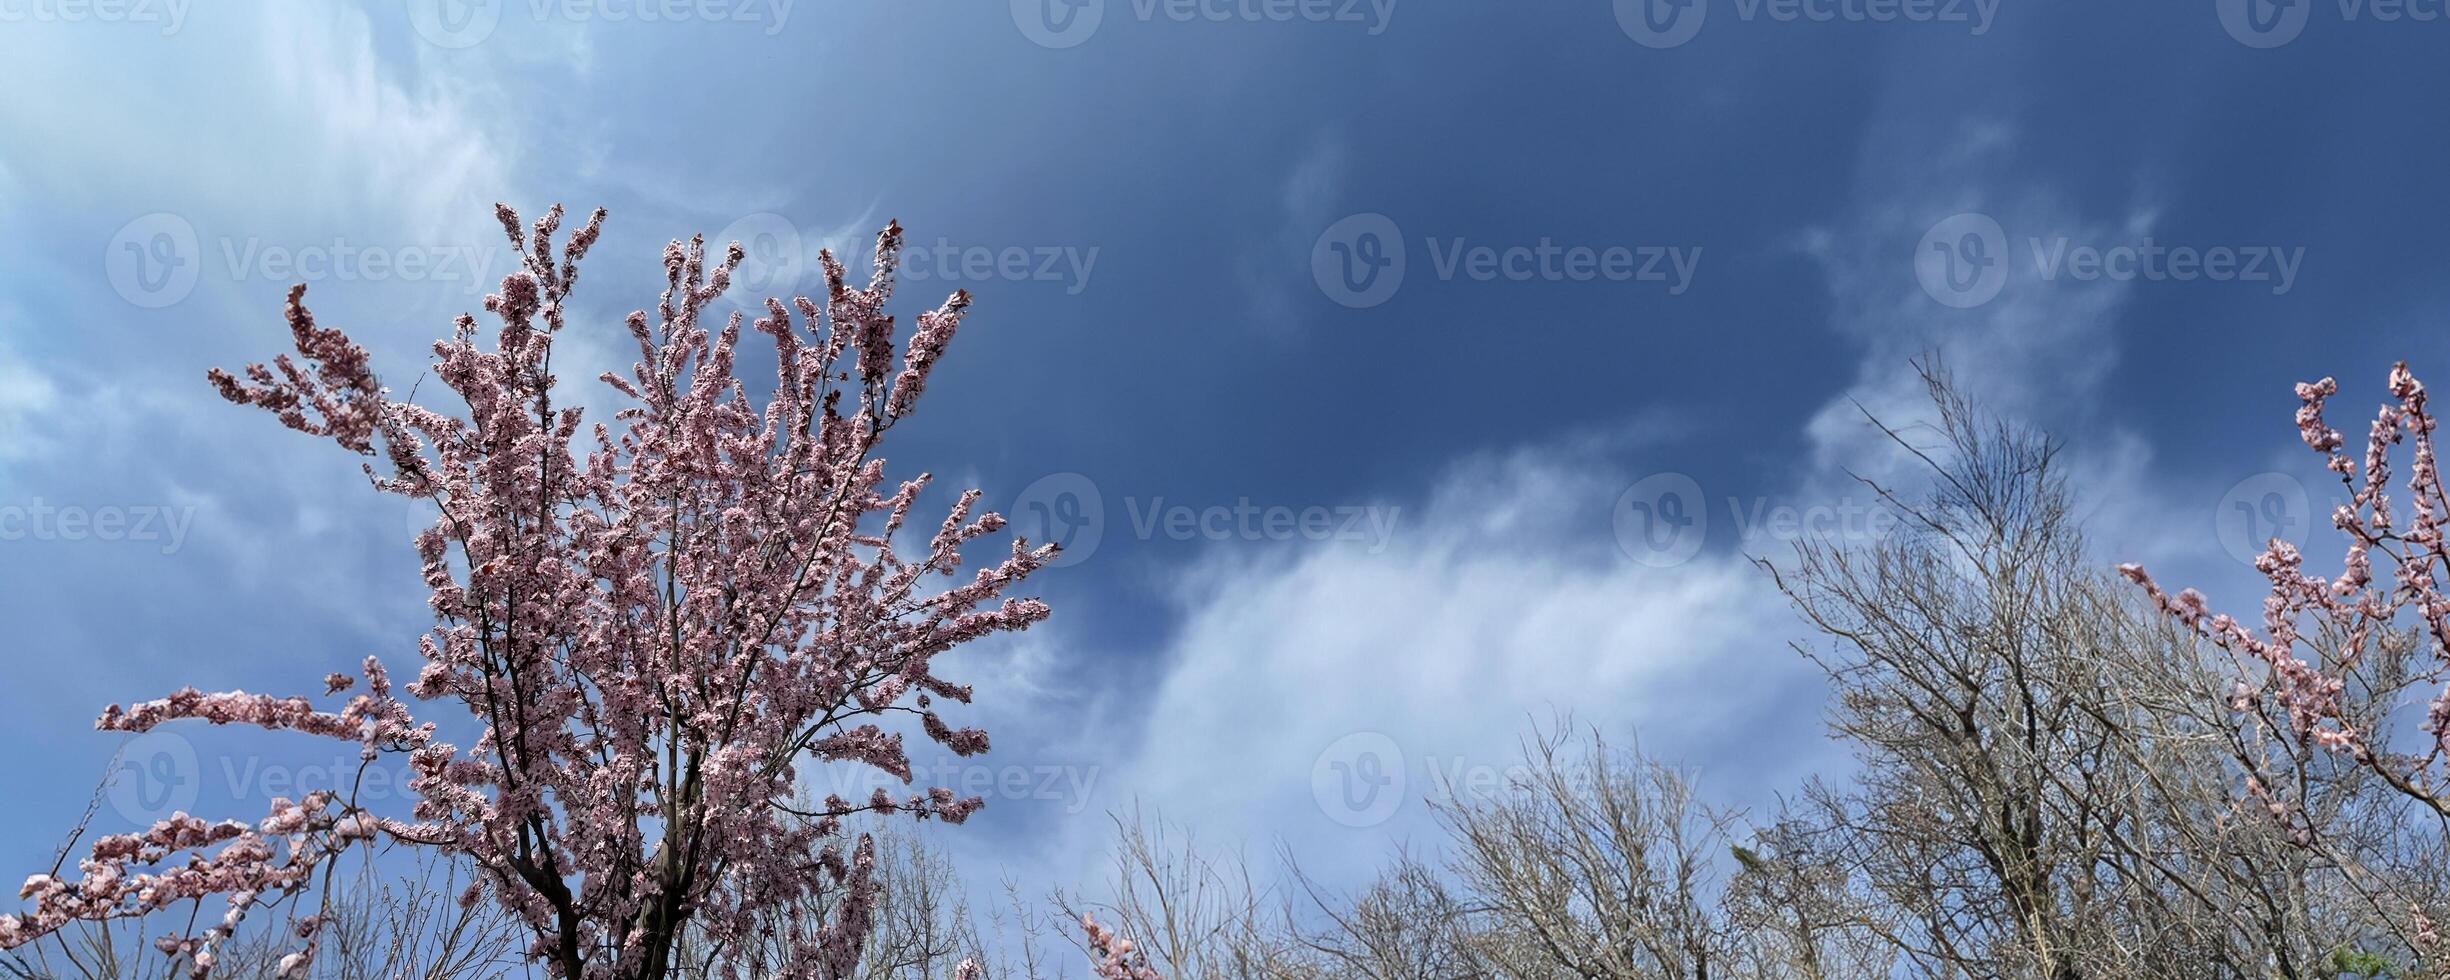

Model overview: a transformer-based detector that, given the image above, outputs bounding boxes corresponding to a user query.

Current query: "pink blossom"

[6,206,1056,980]
[2130,361,2450,831]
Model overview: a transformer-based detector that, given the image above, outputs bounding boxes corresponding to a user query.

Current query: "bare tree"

[1052,811,1296,980]
[1280,848,1486,980]
[1430,725,1734,980]
[858,829,992,980]
[1762,361,2427,978]
[1719,817,1891,980]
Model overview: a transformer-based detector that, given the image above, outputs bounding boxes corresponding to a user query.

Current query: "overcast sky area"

[3,0,2449,924]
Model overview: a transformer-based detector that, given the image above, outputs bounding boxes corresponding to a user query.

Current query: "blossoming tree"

[0,205,1061,979]
[2122,362,2450,956]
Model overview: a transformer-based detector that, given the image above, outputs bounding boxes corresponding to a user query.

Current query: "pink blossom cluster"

[5,205,1056,980]
[1080,914,1162,980]
[2124,362,2450,816]
[6,798,348,978]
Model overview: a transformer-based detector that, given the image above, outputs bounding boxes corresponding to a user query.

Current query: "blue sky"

[3,0,2449,920]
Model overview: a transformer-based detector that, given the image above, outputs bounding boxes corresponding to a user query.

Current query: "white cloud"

[1047,119,2206,900]
[1026,436,1838,891]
